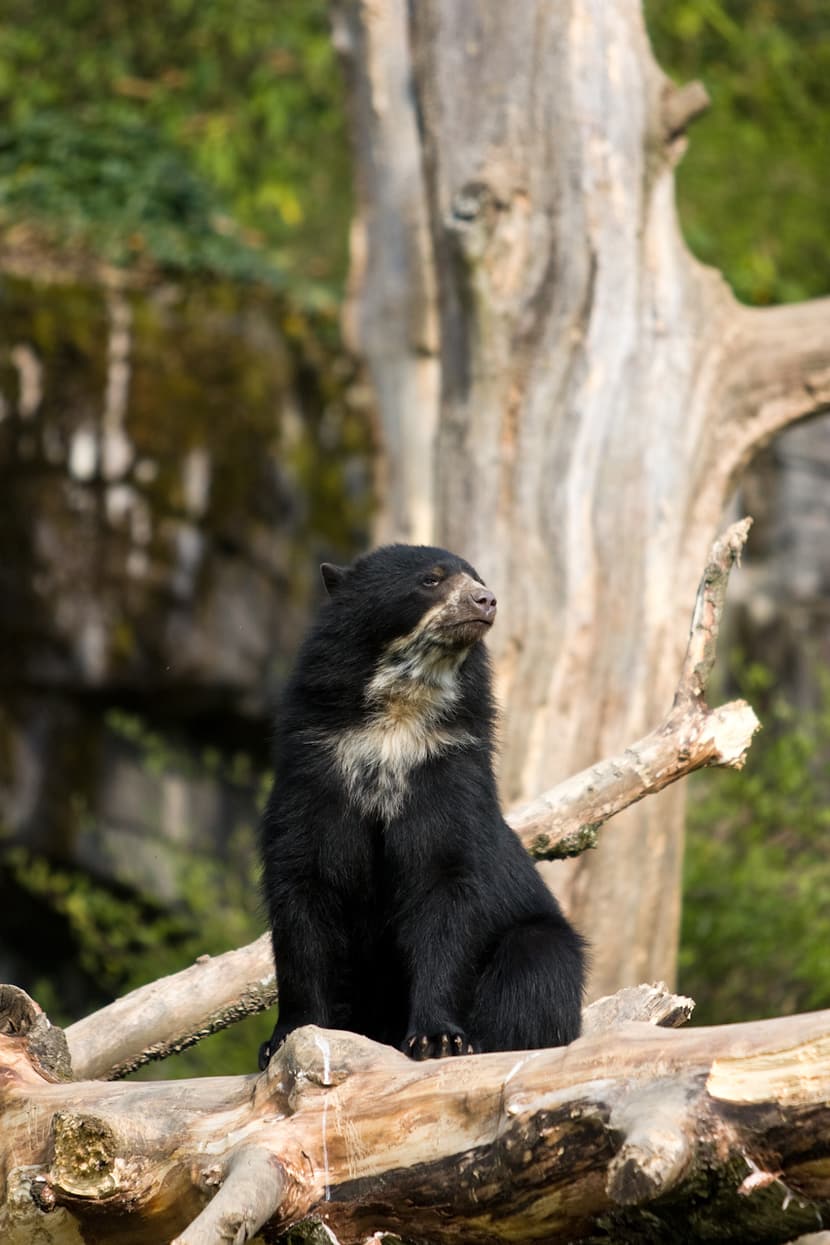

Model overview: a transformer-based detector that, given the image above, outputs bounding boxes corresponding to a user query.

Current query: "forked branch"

[509,517,759,857]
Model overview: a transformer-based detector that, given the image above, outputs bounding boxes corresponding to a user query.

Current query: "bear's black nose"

[471,588,497,621]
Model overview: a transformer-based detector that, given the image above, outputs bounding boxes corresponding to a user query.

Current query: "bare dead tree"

[334,0,830,998]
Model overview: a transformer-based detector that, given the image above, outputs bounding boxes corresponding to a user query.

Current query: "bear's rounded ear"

[320,563,348,597]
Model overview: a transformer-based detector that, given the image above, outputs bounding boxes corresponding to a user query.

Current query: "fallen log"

[2,984,829,1244]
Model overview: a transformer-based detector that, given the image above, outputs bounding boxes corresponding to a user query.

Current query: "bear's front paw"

[402,1029,478,1060]
[258,1019,298,1070]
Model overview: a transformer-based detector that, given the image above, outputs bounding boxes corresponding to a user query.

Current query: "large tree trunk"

[335,0,830,996]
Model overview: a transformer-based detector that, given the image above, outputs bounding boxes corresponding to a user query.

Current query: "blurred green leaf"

[0,0,351,298]
[646,0,830,305]
[0,712,274,1078]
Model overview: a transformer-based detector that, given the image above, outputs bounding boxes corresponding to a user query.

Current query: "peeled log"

[64,933,276,1081]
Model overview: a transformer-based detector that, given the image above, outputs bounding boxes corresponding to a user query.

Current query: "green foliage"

[105,709,271,803]
[680,663,830,1023]
[2,827,273,1076]
[645,0,830,304]
[0,111,272,280]
[1,709,275,1077]
[0,0,351,297]
[5,845,188,993]
[3,1,826,307]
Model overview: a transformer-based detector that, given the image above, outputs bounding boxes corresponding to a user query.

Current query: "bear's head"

[320,545,497,657]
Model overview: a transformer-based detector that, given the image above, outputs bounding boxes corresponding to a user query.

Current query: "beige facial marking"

[331,572,484,819]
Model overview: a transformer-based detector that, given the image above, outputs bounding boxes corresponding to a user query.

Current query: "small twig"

[674,517,752,706]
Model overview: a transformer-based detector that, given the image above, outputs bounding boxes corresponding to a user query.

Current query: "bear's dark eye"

[421,574,441,588]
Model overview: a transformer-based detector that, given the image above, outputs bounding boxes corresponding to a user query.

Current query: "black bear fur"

[259,544,586,1066]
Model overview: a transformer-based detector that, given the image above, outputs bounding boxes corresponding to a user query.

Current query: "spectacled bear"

[259,544,585,1067]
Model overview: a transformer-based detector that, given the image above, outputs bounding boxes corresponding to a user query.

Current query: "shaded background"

[0,0,828,1073]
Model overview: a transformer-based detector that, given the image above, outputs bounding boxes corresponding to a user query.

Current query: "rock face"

[0,274,370,704]
[0,270,372,1000]
[732,415,830,709]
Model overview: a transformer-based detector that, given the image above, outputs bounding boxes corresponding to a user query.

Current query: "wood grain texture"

[64,934,275,1080]
[339,0,830,996]
[4,985,830,1244]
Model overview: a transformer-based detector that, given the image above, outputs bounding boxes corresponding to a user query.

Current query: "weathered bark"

[4,983,830,1245]
[64,934,276,1081]
[337,0,830,997]
[332,0,440,545]
[63,947,692,1086]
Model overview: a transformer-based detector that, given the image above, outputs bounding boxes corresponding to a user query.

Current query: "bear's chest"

[331,676,471,821]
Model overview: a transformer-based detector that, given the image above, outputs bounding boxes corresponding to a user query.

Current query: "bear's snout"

[470,587,497,622]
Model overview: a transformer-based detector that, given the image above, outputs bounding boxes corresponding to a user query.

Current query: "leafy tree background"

[681,667,830,1025]
[0,0,350,297]
[647,0,830,305]
[0,0,828,1069]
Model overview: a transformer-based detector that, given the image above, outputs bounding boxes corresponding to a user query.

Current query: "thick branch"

[64,934,275,1079]
[508,518,759,857]
[4,990,830,1245]
[171,1147,288,1245]
[675,516,752,703]
[724,298,830,478]
[61,953,690,1087]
